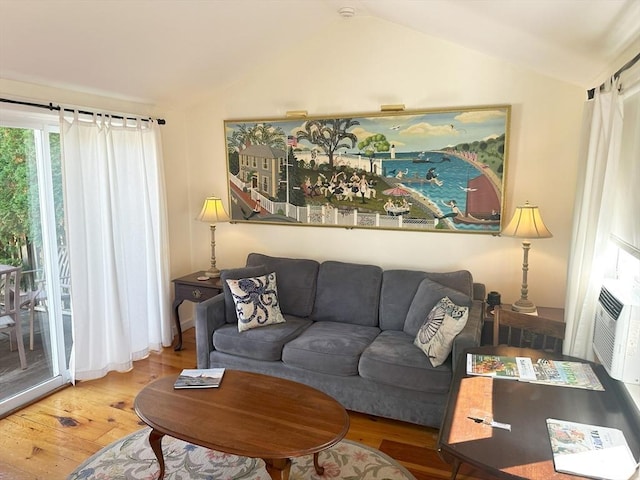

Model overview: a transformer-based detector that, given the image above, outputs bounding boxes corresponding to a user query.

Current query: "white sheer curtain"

[60,111,172,381]
[564,80,623,359]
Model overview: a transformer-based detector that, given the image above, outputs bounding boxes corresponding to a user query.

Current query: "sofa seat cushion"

[282,321,381,376]
[213,315,312,361]
[359,330,452,394]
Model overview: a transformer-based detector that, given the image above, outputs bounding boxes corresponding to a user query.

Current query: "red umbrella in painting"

[382,185,412,196]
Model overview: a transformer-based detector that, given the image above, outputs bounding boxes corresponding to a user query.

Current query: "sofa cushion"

[379,270,428,331]
[414,296,469,367]
[425,270,474,298]
[313,261,382,326]
[213,315,312,361]
[282,321,381,376]
[403,278,472,337]
[221,265,269,323]
[246,253,319,317]
[226,272,286,332]
[359,330,452,394]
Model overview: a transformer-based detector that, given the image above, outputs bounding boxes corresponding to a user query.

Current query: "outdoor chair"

[0,265,27,369]
[16,284,45,350]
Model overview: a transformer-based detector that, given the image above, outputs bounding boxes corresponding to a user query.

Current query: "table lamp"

[196,196,230,278]
[501,201,552,313]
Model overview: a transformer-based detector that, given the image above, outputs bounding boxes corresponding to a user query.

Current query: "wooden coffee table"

[134,370,350,480]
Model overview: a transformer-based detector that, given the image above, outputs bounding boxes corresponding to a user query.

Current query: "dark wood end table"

[134,370,349,480]
[437,345,640,479]
[171,271,222,350]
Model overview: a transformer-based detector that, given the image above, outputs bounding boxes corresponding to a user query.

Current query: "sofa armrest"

[473,282,486,302]
[451,297,485,372]
[195,293,227,368]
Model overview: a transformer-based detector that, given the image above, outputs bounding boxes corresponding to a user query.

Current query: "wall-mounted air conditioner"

[592,279,640,385]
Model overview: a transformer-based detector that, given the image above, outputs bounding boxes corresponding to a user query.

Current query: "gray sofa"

[195,253,485,428]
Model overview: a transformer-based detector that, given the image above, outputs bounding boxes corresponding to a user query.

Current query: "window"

[610,71,640,261]
[0,106,72,414]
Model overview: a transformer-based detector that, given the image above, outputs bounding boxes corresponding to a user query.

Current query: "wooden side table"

[172,271,222,351]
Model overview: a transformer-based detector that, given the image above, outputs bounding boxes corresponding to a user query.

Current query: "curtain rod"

[0,97,166,125]
[587,52,640,100]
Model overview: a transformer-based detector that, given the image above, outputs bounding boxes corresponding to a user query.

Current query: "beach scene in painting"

[224,106,509,233]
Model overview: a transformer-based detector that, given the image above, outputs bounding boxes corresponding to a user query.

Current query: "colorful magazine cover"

[466,354,530,379]
[174,368,225,389]
[546,418,638,480]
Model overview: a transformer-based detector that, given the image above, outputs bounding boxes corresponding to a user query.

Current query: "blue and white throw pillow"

[414,296,469,367]
[226,272,286,332]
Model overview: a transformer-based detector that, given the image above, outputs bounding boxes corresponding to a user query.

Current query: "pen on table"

[467,416,511,431]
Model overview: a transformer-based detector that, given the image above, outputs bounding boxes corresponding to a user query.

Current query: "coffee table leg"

[264,458,291,480]
[148,429,166,478]
[313,452,324,475]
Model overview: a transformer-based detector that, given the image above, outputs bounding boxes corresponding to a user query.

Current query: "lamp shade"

[197,196,230,223]
[502,201,552,239]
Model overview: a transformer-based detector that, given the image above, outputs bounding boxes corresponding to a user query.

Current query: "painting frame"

[224,104,510,234]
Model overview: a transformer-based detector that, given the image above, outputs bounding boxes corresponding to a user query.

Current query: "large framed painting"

[224,104,510,234]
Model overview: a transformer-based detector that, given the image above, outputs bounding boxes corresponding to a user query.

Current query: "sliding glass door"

[0,108,71,416]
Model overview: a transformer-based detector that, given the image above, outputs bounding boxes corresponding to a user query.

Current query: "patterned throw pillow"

[226,272,286,332]
[414,296,469,367]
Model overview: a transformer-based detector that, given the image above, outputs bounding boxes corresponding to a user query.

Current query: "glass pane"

[0,124,70,412]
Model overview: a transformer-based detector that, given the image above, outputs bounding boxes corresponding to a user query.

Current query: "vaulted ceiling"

[1,0,639,105]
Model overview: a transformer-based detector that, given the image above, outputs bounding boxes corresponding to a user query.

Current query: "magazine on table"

[530,358,604,390]
[466,354,527,380]
[466,354,604,390]
[174,368,225,389]
[546,418,639,480]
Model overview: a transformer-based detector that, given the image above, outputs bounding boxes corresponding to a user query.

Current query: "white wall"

[175,15,584,309]
[1,14,587,311]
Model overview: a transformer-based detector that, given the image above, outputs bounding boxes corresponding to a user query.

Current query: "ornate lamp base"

[511,298,537,313]
[205,268,220,279]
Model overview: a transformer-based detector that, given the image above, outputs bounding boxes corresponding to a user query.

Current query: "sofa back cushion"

[312,260,382,326]
[379,270,429,331]
[403,277,472,337]
[379,269,474,332]
[424,270,474,298]
[246,253,319,317]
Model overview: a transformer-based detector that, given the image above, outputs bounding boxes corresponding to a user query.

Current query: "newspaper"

[466,354,604,390]
[546,418,638,480]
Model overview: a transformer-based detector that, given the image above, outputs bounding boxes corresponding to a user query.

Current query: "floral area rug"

[68,427,416,480]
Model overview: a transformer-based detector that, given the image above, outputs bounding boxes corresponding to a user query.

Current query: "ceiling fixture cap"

[338,6,356,18]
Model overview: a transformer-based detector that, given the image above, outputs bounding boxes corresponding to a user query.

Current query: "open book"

[466,354,604,390]
[546,418,639,480]
[174,368,225,389]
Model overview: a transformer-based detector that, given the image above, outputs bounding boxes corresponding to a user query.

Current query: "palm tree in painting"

[295,118,359,168]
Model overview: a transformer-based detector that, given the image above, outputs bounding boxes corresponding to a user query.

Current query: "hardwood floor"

[0,328,497,480]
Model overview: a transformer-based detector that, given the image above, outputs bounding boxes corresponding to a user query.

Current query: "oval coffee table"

[134,370,350,480]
